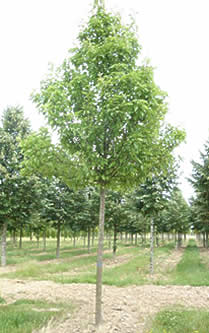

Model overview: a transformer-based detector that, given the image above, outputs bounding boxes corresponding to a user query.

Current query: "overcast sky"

[1,0,209,200]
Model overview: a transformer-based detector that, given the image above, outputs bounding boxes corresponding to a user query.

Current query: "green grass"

[166,240,209,286]
[1,238,179,286]
[0,298,73,333]
[147,306,209,333]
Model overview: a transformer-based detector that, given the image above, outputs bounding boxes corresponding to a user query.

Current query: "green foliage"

[190,139,209,233]
[0,298,72,333]
[149,306,209,333]
[162,189,190,234]
[29,6,185,190]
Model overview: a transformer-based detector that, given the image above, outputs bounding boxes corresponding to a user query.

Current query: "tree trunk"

[73,235,76,248]
[177,232,182,248]
[92,229,95,247]
[184,233,187,242]
[135,233,138,246]
[56,222,61,258]
[87,227,91,253]
[43,229,47,251]
[29,226,33,241]
[36,231,40,248]
[1,222,7,267]
[95,187,106,327]
[12,230,17,247]
[131,233,134,245]
[83,235,86,248]
[125,232,128,243]
[156,232,159,248]
[113,226,117,256]
[206,232,208,249]
[108,233,112,250]
[19,225,23,249]
[150,218,154,275]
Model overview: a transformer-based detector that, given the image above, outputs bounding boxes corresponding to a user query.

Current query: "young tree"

[22,1,185,326]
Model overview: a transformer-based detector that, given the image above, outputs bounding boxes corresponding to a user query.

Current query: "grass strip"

[0,298,73,333]
[147,306,209,333]
[168,240,209,286]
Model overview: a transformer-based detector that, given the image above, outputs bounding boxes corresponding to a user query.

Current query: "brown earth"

[1,278,209,333]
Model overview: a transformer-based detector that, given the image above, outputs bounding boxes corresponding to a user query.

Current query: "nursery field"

[1,238,209,332]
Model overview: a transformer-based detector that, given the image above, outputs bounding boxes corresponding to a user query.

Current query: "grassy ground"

[1,238,176,286]
[2,238,209,332]
[0,298,73,333]
[147,306,209,333]
[165,239,209,286]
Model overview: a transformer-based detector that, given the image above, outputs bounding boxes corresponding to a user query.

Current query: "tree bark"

[150,218,154,275]
[19,225,23,249]
[113,226,117,256]
[87,227,91,253]
[92,228,95,247]
[206,232,208,249]
[135,233,138,246]
[36,231,40,248]
[12,230,17,247]
[1,222,7,267]
[95,187,106,327]
[56,222,61,258]
[43,229,47,251]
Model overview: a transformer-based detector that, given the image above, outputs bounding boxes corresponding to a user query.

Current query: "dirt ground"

[1,247,207,333]
[1,279,209,333]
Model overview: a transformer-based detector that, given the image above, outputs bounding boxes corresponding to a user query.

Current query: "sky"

[1,0,209,201]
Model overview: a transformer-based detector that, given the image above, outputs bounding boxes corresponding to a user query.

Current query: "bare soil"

[1,278,209,333]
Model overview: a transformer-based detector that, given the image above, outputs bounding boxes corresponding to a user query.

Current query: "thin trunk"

[120,232,123,241]
[156,232,159,248]
[203,232,206,248]
[19,225,23,249]
[177,232,182,248]
[95,187,106,327]
[92,229,95,247]
[43,229,47,251]
[150,219,154,275]
[83,235,86,248]
[87,227,91,253]
[206,232,208,249]
[113,226,117,256]
[73,236,76,247]
[108,233,112,250]
[184,233,187,242]
[135,233,138,246]
[36,231,40,248]
[1,222,7,267]
[125,232,128,243]
[161,232,164,243]
[29,226,33,241]
[56,222,61,258]
[130,233,134,245]
[12,230,17,247]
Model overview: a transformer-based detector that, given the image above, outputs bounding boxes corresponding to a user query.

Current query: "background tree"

[190,139,209,247]
[0,106,39,266]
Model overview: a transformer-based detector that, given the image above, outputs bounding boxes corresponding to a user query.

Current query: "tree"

[23,1,185,326]
[0,106,39,266]
[190,139,209,246]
